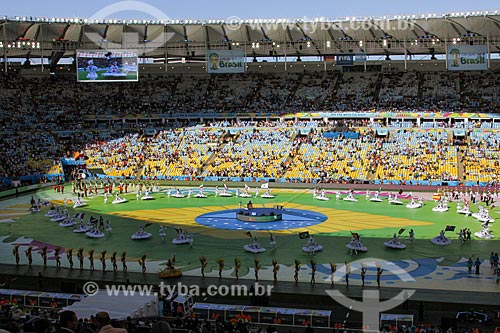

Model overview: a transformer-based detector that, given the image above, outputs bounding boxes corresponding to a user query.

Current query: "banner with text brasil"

[207,50,245,73]
[447,45,488,71]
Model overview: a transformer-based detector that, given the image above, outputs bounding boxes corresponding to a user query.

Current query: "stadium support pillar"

[164,25,168,72]
[487,35,491,69]
[445,39,448,69]
[284,47,287,72]
[2,23,7,73]
[403,39,408,71]
[40,24,44,72]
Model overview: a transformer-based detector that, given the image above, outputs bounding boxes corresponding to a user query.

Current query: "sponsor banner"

[207,50,245,73]
[447,45,488,71]
[336,54,354,66]
[288,112,500,119]
[323,55,335,62]
[91,111,500,120]
[355,53,367,62]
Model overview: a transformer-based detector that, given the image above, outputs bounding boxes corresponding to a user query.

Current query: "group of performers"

[242,233,326,255]
[164,184,275,199]
[131,225,152,240]
[70,176,160,195]
[13,244,149,273]
[243,233,276,253]
[172,228,194,246]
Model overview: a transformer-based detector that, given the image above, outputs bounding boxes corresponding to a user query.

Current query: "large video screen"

[76,50,138,82]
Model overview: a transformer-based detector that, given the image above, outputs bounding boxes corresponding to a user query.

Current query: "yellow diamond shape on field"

[110,203,433,239]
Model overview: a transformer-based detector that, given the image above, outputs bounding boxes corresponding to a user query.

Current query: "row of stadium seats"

[79,125,469,184]
[2,116,500,185]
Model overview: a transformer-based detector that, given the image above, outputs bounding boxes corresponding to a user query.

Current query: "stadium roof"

[1,11,500,60]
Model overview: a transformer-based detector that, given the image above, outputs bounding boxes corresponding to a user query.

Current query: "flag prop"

[299,231,310,239]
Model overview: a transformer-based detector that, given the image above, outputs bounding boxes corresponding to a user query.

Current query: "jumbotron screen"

[76,50,138,82]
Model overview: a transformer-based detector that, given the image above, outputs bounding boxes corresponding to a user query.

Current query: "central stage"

[236,207,283,222]
[195,207,328,230]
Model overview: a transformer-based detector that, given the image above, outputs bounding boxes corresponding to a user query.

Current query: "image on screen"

[76,50,139,82]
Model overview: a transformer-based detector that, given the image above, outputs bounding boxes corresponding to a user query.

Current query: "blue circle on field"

[195,208,328,230]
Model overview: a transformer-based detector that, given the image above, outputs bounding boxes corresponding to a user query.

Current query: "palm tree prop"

[272,259,279,282]
[216,258,224,279]
[234,258,241,279]
[294,259,301,283]
[254,258,261,281]
[199,256,207,278]
[310,259,316,284]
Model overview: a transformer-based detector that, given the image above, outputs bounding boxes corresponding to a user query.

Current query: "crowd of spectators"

[2,71,500,185]
[78,121,495,184]
[462,131,500,183]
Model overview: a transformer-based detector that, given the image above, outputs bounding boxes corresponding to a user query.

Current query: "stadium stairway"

[200,143,221,173]
[331,73,342,99]
[457,148,464,181]
[277,132,301,178]
[458,72,466,106]
[372,73,384,101]
[285,72,304,107]
[417,72,424,106]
